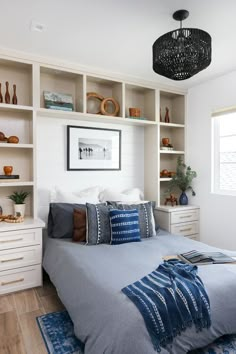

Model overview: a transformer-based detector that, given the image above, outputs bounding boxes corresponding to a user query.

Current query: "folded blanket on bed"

[122,260,211,352]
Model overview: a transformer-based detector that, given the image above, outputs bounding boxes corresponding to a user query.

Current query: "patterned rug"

[37,310,236,354]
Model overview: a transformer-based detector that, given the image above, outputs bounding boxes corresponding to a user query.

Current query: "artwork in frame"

[67,125,121,171]
[44,91,74,111]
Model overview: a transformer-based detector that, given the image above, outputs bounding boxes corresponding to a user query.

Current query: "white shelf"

[37,108,157,126]
[0,103,33,113]
[159,122,185,128]
[0,217,45,232]
[159,178,171,182]
[160,150,185,154]
[0,181,34,187]
[0,143,33,149]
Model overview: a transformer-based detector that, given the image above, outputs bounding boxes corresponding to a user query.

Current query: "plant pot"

[179,192,188,205]
[14,204,25,217]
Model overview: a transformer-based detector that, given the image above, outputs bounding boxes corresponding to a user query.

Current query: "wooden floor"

[0,273,64,354]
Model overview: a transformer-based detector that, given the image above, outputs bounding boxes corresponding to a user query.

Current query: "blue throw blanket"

[122,260,211,352]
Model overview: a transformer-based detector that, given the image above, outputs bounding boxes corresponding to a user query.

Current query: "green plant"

[167,157,197,196]
[8,190,30,204]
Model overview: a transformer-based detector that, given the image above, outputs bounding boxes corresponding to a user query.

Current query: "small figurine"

[5,81,10,104]
[164,193,178,206]
[164,107,170,123]
[12,84,17,105]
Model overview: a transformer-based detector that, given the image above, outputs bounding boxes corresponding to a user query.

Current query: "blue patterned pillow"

[109,209,141,245]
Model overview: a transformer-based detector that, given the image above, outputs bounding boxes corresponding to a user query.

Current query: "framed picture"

[44,91,74,111]
[67,125,121,171]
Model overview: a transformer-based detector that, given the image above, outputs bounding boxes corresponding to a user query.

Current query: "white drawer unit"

[155,205,200,240]
[0,218,45,295]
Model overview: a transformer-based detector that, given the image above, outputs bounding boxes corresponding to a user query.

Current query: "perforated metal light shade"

[153,17,212,80]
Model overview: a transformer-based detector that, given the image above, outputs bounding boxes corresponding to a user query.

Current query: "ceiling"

[1,0,236,90]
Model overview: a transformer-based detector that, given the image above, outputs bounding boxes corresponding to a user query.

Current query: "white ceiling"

[1,0,236,89]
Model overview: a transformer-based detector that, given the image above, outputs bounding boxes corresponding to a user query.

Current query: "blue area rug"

[37,310,84,354]
[37,310,236,354]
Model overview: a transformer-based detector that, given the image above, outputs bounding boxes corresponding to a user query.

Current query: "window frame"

[211,109,236,196]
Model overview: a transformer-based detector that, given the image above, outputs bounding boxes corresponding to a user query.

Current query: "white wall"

[36,117,144,222]
[187,71,236,250]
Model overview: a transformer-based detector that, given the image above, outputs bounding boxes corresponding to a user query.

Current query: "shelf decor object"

[152,9,212,80]
[87,92,104,114]
[12,84,17,105]
[44,91,74,111]
[5,81,10,103]
[67,125,121,171]
[0,175,19,179]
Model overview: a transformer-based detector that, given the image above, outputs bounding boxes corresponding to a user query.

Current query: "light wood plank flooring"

[0,273,64,354]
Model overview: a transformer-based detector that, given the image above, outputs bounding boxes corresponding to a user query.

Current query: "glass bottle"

[12,84,17,105]
[5,81,10,104]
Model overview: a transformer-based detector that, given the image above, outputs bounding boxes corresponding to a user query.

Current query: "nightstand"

[0,218,45,295]
[155,205,200,240]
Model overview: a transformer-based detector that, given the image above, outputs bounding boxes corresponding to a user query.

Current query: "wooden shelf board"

[37,108,157,126]
[0,103,33,113]
[0,181,34,187]
[159,122,185,128]
[160,150,185,154]
[0,143,33,149]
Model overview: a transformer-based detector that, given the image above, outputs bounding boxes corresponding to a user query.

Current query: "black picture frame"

[67,125,121,171]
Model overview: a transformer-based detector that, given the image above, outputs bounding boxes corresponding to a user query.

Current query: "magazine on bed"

[178,250,236,265]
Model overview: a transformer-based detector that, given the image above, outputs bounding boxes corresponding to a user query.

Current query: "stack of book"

[178,250,236,265]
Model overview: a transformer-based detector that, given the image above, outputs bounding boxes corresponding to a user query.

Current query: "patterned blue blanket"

[122,260,211,352]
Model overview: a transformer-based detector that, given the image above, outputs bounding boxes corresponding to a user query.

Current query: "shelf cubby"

[0,109,33,145]
[0,59,32,106]
[125,84,156,122]
[160,91,185,125]
[0,149,33,182]
[86,75,122,117]
[40,66,84,112]
[0,185,33,216]
[160,125,185,152]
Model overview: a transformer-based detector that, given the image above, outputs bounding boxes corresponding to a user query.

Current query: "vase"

[179,191,188,205]
[12,84,17,105]
[5,81,10,104]
[3,166,13,175]
[164,107,170,123]
[14,204,25,217]
[0,83,3,103]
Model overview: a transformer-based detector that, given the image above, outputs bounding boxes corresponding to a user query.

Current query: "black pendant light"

[152,10,212,80]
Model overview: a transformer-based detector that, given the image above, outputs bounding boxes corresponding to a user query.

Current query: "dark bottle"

[160,108,162,122]
[5,81,10,104]
[0,83,3,103]
[164,107,170,123]
[12,84,17,105]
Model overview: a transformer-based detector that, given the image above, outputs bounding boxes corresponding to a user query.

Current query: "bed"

[43,229,236,354]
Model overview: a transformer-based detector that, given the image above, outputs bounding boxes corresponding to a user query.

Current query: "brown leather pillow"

[73,208,86,242]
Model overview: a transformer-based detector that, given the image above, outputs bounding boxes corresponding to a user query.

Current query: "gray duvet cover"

[43,231,236,354]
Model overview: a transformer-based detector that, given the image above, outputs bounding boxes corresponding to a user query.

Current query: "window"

[212,110,236,195]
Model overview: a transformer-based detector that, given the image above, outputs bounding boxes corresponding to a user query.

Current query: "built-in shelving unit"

[0,59,34,217]
[0,54,187,211]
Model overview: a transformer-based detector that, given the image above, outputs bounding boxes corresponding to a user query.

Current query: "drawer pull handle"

[1,278,24,286]
[1,257,24,263]
[179,215,192,219]
[0,238,23,243]
[179,228,192,232]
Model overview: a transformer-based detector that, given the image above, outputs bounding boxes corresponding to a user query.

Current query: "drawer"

[0,228,42,250]
[0,245,42,271]
[0,264,42,295]
[171,221,199,237]
[171,209,199,224]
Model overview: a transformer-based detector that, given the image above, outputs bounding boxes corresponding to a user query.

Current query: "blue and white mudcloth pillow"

[109,209,141,245]
[122,260,211,352]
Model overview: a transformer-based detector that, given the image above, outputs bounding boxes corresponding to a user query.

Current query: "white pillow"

[50,186,101,204]
[99,188,143,203]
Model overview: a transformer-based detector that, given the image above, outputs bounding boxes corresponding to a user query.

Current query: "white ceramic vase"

[14,204,25,217]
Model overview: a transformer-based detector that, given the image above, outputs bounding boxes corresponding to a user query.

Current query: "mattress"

[43,231,236,353]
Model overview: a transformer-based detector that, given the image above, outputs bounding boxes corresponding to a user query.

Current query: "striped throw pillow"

[110,209,141,245]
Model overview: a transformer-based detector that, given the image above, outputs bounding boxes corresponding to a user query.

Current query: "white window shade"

[212,111,236,195]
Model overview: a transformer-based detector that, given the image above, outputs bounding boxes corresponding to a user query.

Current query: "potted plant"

[8,190,30,217]
[167,157,197,205]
